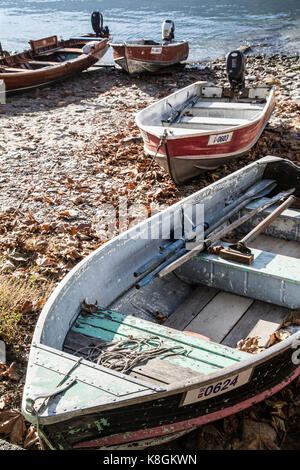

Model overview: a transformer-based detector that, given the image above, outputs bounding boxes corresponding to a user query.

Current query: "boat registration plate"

[151,47,162,54]
[181,368,253,406]
[207,132,233,146]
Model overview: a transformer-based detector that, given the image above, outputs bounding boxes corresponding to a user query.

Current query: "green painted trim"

[71,308,249,374]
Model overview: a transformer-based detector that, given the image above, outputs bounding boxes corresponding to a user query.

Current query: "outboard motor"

[162,20,175,44]
[226,50,246,97]
[91,11,109,37]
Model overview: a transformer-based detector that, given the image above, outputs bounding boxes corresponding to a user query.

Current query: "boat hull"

[38,345,300,449]
[111,42,189,75]
[0,38,109,92]
[21,157,300,450]
[136,81,275,184]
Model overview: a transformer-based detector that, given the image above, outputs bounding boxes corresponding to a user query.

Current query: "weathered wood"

[246,319,282,347]
[222,300,289,348]
[57,48,84,54]
[63,330,108,357]
[164,285,219,330]
[178,244,300,309]
[130,357,201,386]
[185,292,253,343]
[72,308,250,374]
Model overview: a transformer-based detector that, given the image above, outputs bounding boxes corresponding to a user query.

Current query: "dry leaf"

[19,300,33,314]
[0,362,21,381]
[152,311,167,321]
[0,409,26,444]
[23,424,39,449]
[237,336,265,354]
[267,329,290,347]
[81,298,99,314]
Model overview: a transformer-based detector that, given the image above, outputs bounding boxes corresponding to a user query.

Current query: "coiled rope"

[75,335,187,374]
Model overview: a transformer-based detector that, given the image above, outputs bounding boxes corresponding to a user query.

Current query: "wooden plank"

[179,245,300,309]
[246,319,281,347]
[27,60,60,66]
[185,292,254,343]
[193,101,264,110]
[129,357,201,386]
[112,274,193,323]
[63,330,108,357]
[164,285,219,330]
[181,116,250,126]
[76,308,250,360]
[57,48,83,54]
[72,309,250,374]
[0,66,31,72]
[222,300,290,348]
[73,319,222,375]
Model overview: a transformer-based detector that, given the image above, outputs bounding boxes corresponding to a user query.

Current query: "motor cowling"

[226,50,246,91]
[162,20,175,44]
[91,11,109,37]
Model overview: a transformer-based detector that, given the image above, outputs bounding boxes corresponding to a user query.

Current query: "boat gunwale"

[110,40,188,49]
[135,80,275,140]
[23,330,299,426]
[22,156,300,426]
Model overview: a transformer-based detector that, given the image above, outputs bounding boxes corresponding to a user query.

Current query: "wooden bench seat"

[181,116,250,127]
[193,101,265,111]
[64,307,250,383]
[177,242,300,310]
[27,60,60,66]
[56,48,83,54]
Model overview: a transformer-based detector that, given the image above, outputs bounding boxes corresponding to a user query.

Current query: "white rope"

[75,336,187,374]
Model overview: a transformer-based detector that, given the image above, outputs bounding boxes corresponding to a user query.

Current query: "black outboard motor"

[91,11,109,37]
[162,20,175,44]
[226,50,246,96]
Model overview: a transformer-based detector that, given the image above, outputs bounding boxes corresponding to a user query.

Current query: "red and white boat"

[111,20,189,75]
[135,51,276,184]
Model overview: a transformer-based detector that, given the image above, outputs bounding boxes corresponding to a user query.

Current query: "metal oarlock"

[217,194,296,265]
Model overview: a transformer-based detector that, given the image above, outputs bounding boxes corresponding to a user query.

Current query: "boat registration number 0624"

[208,132,233,146]
[181,368,253,406]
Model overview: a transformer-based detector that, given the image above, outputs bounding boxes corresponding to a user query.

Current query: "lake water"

[0,0,299,62]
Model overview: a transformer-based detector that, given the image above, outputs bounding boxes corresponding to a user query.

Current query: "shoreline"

[0,53,299,451]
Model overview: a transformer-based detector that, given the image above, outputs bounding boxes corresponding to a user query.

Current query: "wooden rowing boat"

[135,80,275,184]
[110,20,189,75]
[0,34,109,92]
[21,156,300,450]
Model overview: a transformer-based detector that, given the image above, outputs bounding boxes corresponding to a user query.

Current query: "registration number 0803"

[208,132,233,146]
[181,368,253,406]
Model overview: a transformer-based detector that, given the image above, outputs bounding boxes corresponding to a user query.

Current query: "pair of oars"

[134,178,277,284]
[156,187,295,279]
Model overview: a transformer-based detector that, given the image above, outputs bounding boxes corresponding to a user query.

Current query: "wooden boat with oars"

[110,20,189,75]
[21,156,300,450]
[135,51,275,184]
[0,33,109,93]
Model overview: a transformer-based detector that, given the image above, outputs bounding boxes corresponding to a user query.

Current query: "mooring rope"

[75,335,187,374]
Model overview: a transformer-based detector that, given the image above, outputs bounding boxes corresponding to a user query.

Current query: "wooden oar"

[157,188,295,279]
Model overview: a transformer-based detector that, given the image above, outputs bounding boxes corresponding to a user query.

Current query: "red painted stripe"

[73,365,300,449]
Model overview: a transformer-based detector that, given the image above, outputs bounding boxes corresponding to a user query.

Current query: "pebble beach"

[0,53,300,451]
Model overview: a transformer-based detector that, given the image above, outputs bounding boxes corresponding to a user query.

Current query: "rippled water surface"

[0,0,299,62]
